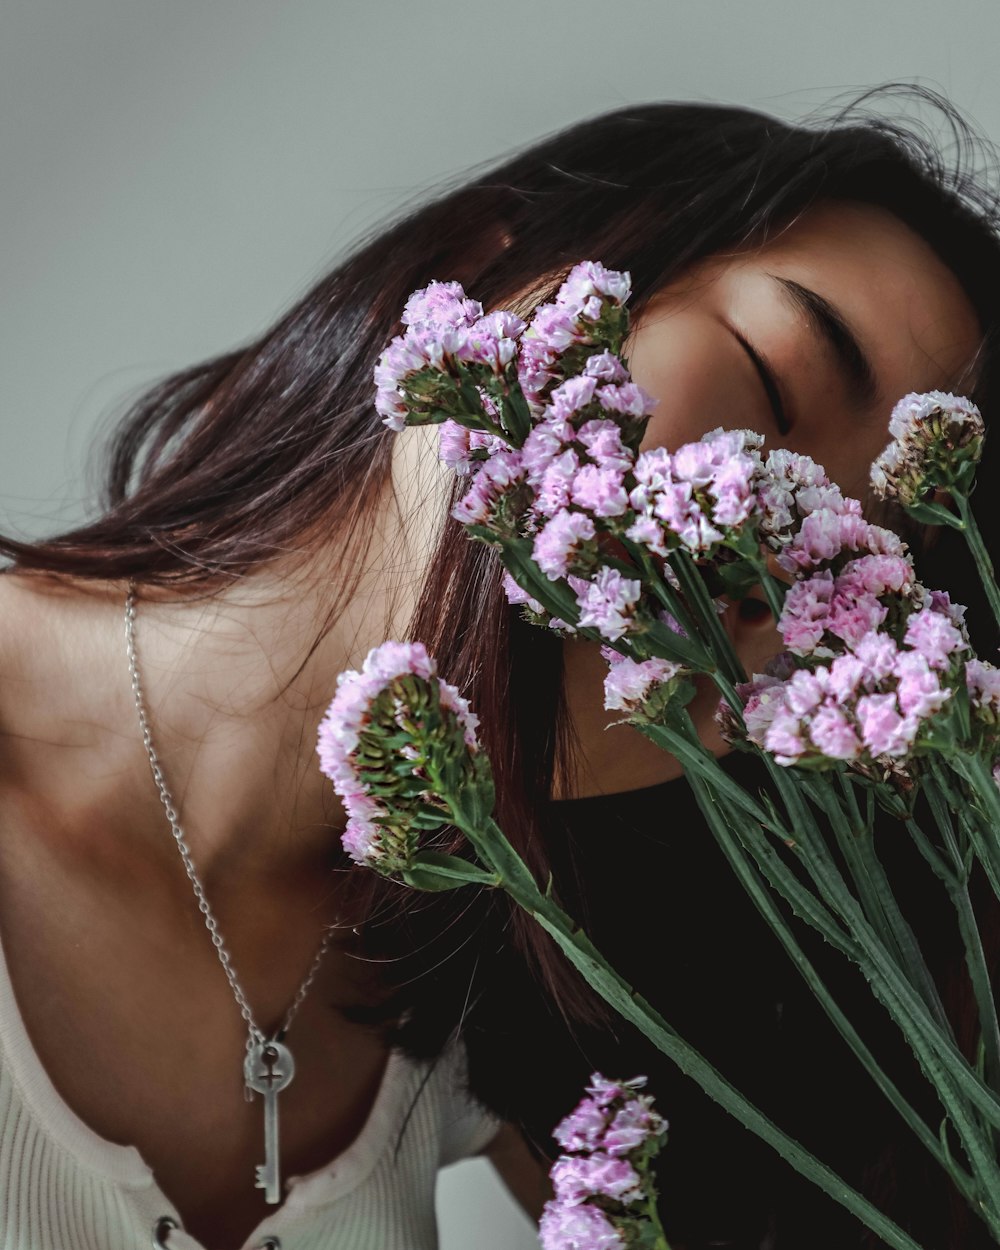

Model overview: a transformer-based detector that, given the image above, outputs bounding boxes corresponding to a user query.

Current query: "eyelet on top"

[152,1216,179,1247]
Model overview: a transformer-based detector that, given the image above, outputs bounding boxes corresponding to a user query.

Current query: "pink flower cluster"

[602,648,687,718]
[520,366,655,602]
[967,657,1000,723]
[773,490,906,578]
[501,569,545,616]
[523,371,650,522]
[778,554,917,657]
[374,280,525,430]
[870,390,984,507]
[315,640,479,869]
[756,448,838,549]
[738,593,968,766]
[515,398,766,644]
[502,345,657,635]
[966,660,1000,783]
[449,446,528,531]
[377,265,668,637]
[438,420,508,476]
[539,1074,667,1250]
[625,427,764,559]
[718,427,986,773]
[519,262,633,410]
[572,568,644,642]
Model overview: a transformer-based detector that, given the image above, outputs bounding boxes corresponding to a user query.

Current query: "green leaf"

[712,560,764,600]
[903,499,964,529]
[955,460,979,494]
[500,386,531,446]
[401,852,497,892]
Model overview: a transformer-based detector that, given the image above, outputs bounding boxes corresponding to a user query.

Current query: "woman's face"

[628,198,982,503]
[561,200,985,796]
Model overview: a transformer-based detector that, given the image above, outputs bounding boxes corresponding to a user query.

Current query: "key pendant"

[244,1038,295,1204]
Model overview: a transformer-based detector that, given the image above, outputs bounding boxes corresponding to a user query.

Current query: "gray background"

[4,2,1000,1246]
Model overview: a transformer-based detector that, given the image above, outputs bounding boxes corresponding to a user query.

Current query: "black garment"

[460,751,991,1250]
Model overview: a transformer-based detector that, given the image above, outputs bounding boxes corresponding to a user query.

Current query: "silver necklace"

[124,577,334,1206]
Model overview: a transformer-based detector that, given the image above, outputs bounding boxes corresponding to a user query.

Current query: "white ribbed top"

[0,920,501,1250]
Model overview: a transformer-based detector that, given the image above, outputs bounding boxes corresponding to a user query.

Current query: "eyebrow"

[768,274,881,409]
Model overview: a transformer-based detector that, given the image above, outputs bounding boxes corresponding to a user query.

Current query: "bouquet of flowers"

[316,263,1000,1249]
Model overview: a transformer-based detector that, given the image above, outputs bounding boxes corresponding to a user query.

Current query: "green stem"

[669,731,1000,1220]
[948,753,1000,878]
[449,810,928,1250]
[821,772,952,1035]
[929,761,1000,902]
[644,1189,672,1250]
[827,774,911,954]
[639,723,784,837]
[684,762,959,1181]
[951,878,1000,1100]
[906,816,959,890]
[962,812,1000,904]
[668,548,747,687]
[755,755,1000,1219]
[925,770,1000,1100]
[747,552,788,623]
[621,537,708,661]
[766,757,1000,1103]
[955,492,1000,635]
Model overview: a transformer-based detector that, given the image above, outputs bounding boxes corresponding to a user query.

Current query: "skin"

[0,200,982,1247]
[561,199,983,797]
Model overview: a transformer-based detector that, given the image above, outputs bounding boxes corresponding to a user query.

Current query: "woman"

[0,88,997,1250]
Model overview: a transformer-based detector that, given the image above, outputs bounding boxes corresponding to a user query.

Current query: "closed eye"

[731,329,791,437]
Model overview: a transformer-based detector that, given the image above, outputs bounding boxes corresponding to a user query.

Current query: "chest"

[0,810,392,1250]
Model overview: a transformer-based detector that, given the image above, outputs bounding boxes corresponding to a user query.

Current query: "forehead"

[725,200,983,397]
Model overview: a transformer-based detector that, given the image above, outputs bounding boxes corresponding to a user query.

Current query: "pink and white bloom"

[533,510,597,579]
[316,641,481,870]
[739,628,954,768]
[519,263,633,409]
[570,463,630,518]
[778,555,917,657]
[502,570,545,615]
[437,421,507,475]
[574,568,642,641]
[627,428,764,559]
[603,650,686,716]
[541,1072,667,1250]
[457,310,526,372]
[903,604,968,671]
[401,280,483,330]
[576,419,635,473]
[539,1203,623,1250]
[451,448,526,528]
[550,1154,643,1205]
[967,658,1000,718]
[775,506,906,576]
[871,391,984,506]
[757,449,831,547]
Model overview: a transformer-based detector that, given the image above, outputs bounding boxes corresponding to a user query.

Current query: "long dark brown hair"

[6,85,1000,1244]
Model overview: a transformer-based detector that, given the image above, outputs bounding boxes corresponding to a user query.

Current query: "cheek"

[773,411,893,502]
[625,303,893,502]
[627,310,764,452]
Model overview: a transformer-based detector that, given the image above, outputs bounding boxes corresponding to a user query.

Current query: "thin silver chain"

[123,577,333,1066]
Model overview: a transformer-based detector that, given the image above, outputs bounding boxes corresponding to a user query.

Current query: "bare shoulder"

[483,1121,553,1223]
[0,570,131,789]
[0,568,111,668]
